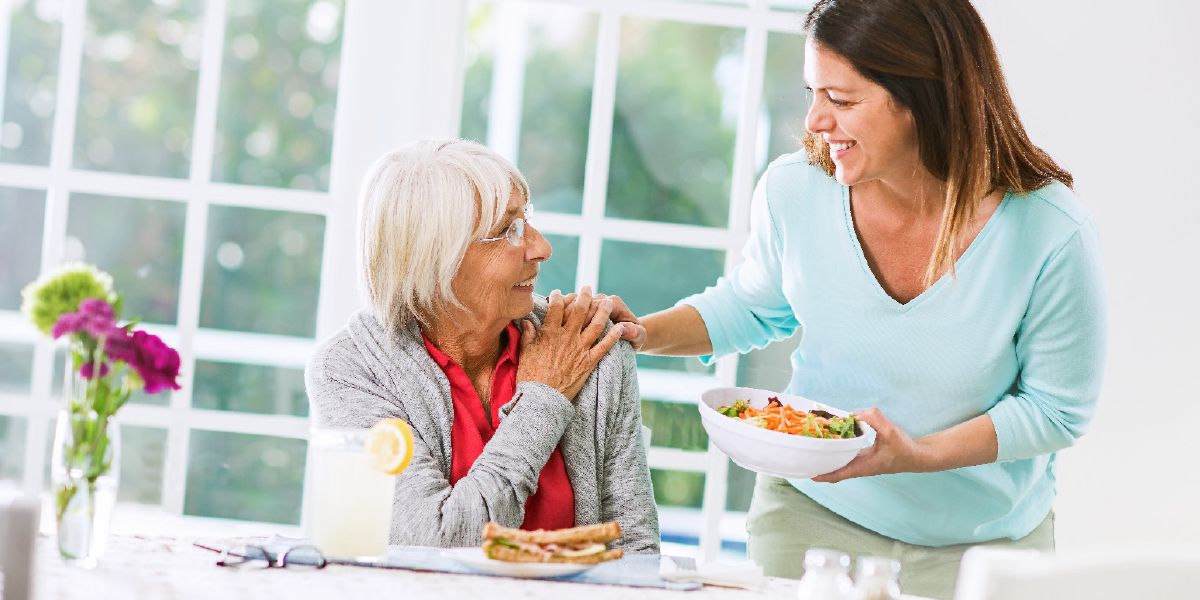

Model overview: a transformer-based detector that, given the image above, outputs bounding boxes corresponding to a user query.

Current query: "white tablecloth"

[34,533,811,600]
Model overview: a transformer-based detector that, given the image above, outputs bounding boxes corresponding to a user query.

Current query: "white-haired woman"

[305,139,659,553]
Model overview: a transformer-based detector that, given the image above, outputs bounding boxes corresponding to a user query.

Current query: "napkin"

[659,555,766,590]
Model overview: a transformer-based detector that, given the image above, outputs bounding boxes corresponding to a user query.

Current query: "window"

[0,0,346,525]
[461,0,813,558]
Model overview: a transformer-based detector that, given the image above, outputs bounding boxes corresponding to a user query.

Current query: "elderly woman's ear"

[517,288,624,401]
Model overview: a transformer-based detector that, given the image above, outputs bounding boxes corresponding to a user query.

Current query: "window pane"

[73,0,202,177]
[759,31,810,177]
[0,415,27,483]
[118,425,166,505]
[651,469,705,508]
[535,233,577,297]
[771,0,812,9]
[64,193,186,325]
[53,347,167,406]
[212,0,344,191]
[726,459,755,512]
[459,1,492,144]
[642,398,707,451]
[0,343,34,394]
[461,2,596,215]
[607,18,744,227]
[0,0,63,165]
[184,430,306,524]
[598,240,723,373]
[199,206,325,337]
[192,360,307,417]
[0,186,46,310]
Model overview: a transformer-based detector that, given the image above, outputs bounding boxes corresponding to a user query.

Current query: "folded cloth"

[659,555,766,590]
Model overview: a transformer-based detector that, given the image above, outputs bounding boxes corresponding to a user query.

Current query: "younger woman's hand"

[811,408,927,483]
[590,292,646,350]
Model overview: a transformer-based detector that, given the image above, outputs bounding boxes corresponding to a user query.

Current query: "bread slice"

[484,542,624,565]
[482,521,622,546]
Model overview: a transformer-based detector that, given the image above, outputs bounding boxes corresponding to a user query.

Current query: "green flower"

[21,263,121,336]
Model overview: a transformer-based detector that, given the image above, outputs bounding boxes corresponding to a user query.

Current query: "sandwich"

[481,521,625,564]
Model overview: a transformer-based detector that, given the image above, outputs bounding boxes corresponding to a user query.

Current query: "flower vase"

[51,371,121,568]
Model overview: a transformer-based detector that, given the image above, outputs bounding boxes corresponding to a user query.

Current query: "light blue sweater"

[682,154,1107,546]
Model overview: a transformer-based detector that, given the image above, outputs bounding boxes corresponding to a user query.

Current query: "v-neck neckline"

[841,184,1011,312]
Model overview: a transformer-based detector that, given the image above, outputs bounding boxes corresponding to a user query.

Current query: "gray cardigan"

[304,297,660,553]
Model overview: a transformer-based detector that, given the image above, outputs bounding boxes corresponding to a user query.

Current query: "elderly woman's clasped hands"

[518,287,626,401]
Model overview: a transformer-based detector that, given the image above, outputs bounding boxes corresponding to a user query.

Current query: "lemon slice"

[365,418,414,475]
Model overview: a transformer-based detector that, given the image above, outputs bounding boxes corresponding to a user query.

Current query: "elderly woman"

[305,139,658,553]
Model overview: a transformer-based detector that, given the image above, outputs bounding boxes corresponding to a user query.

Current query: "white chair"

[954,546,1200,600]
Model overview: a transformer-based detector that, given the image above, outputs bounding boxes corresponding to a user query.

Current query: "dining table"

[24,507,937,600]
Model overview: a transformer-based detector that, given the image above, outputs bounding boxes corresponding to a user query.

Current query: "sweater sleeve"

[598,342,660,554]
[305,345,574,546]
[678,169,800,364]
[987,219,1108,462]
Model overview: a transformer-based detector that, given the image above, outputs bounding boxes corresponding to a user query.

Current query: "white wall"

[975,0,1200,550]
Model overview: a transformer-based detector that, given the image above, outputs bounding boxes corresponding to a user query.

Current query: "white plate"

[440,547,595,578]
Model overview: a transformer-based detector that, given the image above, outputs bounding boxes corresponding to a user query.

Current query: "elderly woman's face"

[451,188,551,325]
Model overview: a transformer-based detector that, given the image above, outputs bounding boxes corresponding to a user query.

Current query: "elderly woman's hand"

[517,287,626,400]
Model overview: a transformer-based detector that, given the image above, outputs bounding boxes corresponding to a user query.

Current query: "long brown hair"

[802,0,1072,285]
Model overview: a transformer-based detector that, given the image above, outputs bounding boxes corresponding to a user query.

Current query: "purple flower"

[51,298,121,340]
[107,330,182,394]
[80,361,111,379]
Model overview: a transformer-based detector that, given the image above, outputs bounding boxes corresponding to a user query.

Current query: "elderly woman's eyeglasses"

[478,206,534,247]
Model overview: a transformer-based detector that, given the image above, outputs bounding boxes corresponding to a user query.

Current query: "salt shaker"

[852,556,903,600]
[796,548,854,600]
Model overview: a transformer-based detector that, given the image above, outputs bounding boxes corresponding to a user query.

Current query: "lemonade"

[308,420,412,559]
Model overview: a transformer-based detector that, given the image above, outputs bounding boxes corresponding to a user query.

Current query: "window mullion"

[575,10,620,290]
[698,15,770,562]
[0,0,12,128]
[162,0,229,517]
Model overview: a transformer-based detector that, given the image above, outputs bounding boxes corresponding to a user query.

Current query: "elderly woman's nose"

[526,224,552,262]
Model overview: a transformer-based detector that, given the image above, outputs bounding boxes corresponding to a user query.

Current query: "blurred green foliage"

[0,0,61,165]
[192,359,308,417]
[184,430,307,524]
[119,425,167,505]
[0,343,34,394]
[73,0,202,177]
[65,193,186,325]
[199,205,325,337]
[0,415,27,483]
[0,187,45,310]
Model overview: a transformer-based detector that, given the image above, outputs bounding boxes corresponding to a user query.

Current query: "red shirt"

[422,322,575,530]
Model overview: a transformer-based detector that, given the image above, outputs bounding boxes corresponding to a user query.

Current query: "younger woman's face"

[803,39,921,187]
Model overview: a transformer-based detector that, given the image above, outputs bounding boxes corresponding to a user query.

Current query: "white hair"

[358,139,529,334]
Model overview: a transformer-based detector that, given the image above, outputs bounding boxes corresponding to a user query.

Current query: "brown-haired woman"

[600,0,1106,596]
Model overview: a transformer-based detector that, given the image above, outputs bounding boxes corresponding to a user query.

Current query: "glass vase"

[51,369,121,569]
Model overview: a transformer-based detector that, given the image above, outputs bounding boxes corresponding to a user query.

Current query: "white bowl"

[698,387,874,479]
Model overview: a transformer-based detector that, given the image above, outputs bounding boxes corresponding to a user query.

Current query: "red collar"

[422,321,522,370]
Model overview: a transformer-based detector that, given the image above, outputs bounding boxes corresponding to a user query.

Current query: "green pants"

[746,475,1055,600]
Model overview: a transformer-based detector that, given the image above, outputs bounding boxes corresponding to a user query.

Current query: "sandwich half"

[481,521,625,564]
